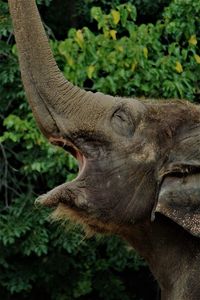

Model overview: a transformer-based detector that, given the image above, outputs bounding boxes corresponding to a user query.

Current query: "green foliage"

[42,0,171,40]
[75,0,171,26]
[1,0,200,299]
[0,1,11,36]
[56,1,200,100]
[36,0,52,5]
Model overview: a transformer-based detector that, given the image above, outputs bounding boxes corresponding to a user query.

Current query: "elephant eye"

[115,111,127,122]
[112,108,135,137]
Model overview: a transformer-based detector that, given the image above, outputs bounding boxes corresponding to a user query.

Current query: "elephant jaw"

[33,136,115,236]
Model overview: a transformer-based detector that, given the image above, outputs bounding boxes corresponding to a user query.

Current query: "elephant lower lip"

[34,184,78,208]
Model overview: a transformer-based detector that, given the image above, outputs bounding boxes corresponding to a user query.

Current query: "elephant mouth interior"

[49,136,85,176]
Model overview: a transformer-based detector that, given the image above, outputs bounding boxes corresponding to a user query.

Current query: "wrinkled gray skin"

[8,1,200,299]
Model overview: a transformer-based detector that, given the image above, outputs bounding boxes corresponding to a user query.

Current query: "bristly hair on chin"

[49,204,101,239]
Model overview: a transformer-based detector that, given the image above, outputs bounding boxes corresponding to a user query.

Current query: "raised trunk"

[8,0,98,137]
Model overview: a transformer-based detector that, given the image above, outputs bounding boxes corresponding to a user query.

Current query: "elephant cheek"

[122,174,156,224]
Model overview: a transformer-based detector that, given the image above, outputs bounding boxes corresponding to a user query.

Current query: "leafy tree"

[1,0,200,299]
[41,0,171,39]
[55,2,200,100]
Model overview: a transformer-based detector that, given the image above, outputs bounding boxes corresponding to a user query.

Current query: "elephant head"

[8,0,200,239]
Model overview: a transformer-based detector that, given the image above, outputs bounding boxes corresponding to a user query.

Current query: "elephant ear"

[154,125,200,237]
[155,174,200,237]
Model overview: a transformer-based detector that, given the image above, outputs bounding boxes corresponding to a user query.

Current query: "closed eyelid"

[111,106,135,137]
[114,109,127,119]
[112,103,130,117]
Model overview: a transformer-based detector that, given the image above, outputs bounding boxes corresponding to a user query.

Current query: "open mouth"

[34,136,88,209]
[49,136,86,176]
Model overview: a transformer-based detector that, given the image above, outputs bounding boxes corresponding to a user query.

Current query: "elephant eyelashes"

[111,108,135,137]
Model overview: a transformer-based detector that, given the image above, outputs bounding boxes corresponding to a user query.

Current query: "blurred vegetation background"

[1,0,200,299]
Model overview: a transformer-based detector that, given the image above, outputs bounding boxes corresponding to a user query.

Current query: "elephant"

[8,1,200,299]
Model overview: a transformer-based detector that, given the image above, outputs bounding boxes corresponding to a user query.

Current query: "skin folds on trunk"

[8,0,111,138]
